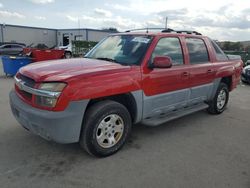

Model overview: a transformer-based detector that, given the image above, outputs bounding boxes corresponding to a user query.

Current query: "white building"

[0,24,116,47]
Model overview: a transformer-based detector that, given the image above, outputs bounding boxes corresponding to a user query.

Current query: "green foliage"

[102,27,118,32]
[221,41,243,51]
[72,40,98,56]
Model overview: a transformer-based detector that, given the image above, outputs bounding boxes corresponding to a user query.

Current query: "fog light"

[36,96,58,108]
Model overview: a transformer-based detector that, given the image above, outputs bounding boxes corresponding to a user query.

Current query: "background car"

[241,65,250,84]
[58,43,72,58]
[245,60,250,67]
[0,43,26,56]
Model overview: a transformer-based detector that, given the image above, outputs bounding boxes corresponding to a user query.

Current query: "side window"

[3,45,11,49]
[11,45,22,48]
[210,40,228,61]
[152,37,184,65]
[186,38,209,64]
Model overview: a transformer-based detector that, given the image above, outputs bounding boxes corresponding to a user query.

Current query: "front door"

[142,37,191,119]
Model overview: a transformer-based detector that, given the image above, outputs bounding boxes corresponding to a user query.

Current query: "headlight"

[39,82,67,92]
[35,82,67,108]
[242,68,246,74]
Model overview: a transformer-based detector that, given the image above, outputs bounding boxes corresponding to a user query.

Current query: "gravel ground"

[0,61,250,188]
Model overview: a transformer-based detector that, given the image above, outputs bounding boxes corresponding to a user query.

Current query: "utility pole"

[1,23,4,43]
[165,17,168,29]
[78,17,80,36]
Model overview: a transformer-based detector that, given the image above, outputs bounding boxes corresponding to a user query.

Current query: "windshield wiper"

[95,57,130,66]
[96,57,118,63]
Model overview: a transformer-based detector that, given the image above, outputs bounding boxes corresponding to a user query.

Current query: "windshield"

[85,35,152,65]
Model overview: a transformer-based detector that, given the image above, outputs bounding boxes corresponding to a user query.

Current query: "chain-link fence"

[72,41,98,57]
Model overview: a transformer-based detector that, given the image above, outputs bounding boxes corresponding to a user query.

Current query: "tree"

[222,41,243,51]
[223,41,231,51]
[102,27,118,32]
[245,45,250,53]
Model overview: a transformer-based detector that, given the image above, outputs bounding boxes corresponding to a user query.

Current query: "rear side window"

[152,37,184,65]
[11,45,22,48]
[186,38,209,64]
[210,40,228,61]
[3,45,11,49]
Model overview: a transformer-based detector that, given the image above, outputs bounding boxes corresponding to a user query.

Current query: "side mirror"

[151,56,173,69]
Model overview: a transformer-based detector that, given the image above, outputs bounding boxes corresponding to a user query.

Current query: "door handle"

[207,69,213,74]
[182,72,189,77]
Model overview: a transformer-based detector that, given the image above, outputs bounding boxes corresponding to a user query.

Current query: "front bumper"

[9,90,89,143]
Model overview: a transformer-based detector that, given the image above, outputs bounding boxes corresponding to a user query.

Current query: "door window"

[210,40,228,61]
[186,38,209,64]
[152,37,184,65]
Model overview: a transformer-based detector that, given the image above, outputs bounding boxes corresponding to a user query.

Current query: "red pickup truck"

[9,29,243,157]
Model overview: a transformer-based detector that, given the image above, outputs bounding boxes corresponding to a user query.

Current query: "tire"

[241,78,249,84]
[64,51,72,59]
[80,100,132,157]
[207,82,229,114]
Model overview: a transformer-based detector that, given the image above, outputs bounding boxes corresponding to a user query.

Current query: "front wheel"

[64,51,72,59]
[80,100,132,157]
[207,82,229,114]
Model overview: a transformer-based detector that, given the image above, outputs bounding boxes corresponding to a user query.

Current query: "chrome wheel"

[217,89,227,110]
[96,114,124,149]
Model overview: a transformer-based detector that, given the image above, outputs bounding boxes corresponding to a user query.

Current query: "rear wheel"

[80,100,132,157]
[207,82,229,114]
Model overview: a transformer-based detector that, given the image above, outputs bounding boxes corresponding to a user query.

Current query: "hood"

[19,58,131,82]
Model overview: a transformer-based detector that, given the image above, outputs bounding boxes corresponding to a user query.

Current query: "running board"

[142,103,209,126]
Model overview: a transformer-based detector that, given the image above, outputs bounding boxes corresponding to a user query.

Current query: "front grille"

[19,74,35,88]
[17,74,36,102]
[19,89,32,100]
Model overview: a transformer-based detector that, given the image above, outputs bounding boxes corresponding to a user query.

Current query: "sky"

[0,0,250,41]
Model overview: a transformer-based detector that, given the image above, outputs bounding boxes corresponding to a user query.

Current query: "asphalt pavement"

[0,60,250,188]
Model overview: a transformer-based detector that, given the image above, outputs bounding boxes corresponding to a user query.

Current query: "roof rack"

[125,28,202,35]
[125,28,166,33]
[162,29,202,35]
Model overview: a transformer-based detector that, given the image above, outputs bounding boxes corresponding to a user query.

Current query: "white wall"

[57,29,87,46]
[57,29,114,46]
[87,30,111,42]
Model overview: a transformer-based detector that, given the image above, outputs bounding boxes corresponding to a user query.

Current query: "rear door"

[185,37,215,105]
[142,36,191,119]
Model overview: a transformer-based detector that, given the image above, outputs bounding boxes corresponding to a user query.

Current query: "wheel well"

[221,76,232,90]
[65,51,72,54]
[86,93,137,123]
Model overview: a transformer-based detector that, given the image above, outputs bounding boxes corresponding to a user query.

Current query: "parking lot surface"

[0,61,250,188]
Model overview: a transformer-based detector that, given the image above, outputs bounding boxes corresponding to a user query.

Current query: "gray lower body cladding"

[9,79,221,143]
[9,90,89,143]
